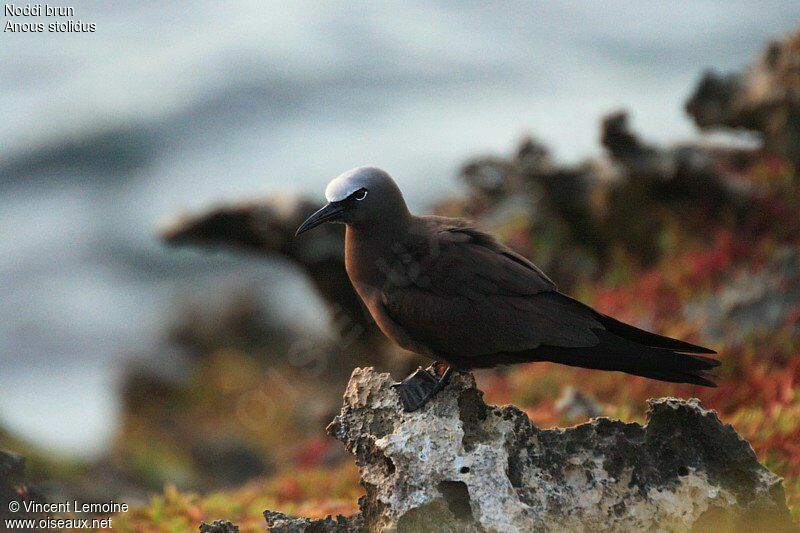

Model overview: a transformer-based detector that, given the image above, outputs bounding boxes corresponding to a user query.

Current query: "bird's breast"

[344,229,436,356]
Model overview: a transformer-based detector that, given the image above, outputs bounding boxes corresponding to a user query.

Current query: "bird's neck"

[344,215,413,289]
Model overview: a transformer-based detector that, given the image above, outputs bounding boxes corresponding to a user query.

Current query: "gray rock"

[554,386,603,421]
[685,247,800,344]
[159,195,379,351]
[199,519,239,532]
[264,511,359,532]
[265,367,795,532]
[686,27,800,166]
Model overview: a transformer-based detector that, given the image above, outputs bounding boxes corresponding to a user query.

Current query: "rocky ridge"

[263,367,795,532]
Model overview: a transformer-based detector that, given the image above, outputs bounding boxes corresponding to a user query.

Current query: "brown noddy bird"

[296,167,719,411]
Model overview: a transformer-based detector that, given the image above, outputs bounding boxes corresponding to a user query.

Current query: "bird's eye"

[354,189,368,201]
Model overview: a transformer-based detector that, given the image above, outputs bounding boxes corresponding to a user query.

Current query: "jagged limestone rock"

[684,247,800,345]
[158,196,378,349]
[264,511,359,532]
[686,27,800,166]
[264,367,795,532]
[199,519,239,533]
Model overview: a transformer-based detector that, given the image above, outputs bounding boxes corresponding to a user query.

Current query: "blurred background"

[2,1,800,529]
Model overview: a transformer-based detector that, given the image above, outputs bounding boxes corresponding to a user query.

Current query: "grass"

[113,463,361,532]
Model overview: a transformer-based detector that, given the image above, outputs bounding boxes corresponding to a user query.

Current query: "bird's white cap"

[325,166,388,202]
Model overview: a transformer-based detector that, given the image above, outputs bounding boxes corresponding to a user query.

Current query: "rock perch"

[264,367,795,532]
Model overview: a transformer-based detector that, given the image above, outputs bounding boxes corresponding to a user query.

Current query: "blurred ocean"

[2,1,799,457]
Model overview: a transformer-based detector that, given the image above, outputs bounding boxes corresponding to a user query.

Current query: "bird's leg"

[391,362,454,412]
[430,365,453,393]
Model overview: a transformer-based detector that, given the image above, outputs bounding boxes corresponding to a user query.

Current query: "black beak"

[295,202,345,236]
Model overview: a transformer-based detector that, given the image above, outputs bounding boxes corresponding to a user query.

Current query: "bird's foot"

[392,364,453,412]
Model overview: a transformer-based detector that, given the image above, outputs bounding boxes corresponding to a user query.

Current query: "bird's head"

[295,166,408,236]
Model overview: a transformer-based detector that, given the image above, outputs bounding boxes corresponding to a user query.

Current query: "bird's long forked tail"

[528,325,720,387]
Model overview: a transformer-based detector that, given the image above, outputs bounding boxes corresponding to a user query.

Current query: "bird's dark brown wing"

[378,220,602,357]
[375,217,718,385]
